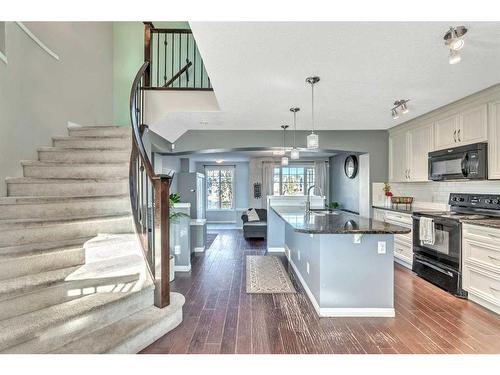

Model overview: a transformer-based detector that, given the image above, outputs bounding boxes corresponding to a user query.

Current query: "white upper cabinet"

[459,104,488,146]
[407,123,433,182]
[488,100,500,179]
[389,130,408,182]
[434,114,460,150]
[434,104,488,150]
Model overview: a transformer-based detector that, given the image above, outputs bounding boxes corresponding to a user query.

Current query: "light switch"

[306,262,310,274]
[298,250,301,261]
[378,241,386,254]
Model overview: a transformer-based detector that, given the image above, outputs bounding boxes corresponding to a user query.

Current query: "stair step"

[0,246,85,281]
[0,215,133,248]
[0,285,154,353]
[0,233,150,321]
[21,161,129,179]
[38,147,130,163]
[0,195,130,220]
[52,293,185,353]
[68,126,131,138]
[6,177,128,197]
[0,237,92,256]
[52,136,131,150]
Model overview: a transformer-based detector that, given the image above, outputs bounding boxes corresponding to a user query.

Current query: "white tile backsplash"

[373,180,500,208]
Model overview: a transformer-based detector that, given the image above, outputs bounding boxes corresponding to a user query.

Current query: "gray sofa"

[241,209,267,239]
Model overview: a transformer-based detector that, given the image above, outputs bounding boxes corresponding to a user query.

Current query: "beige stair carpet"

[246,255,296,294]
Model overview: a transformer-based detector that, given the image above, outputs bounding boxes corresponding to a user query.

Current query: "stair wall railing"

[144,22,212,89]
[129,61,172,308]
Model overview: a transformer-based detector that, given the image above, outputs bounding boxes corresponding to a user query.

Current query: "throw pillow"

[246,208,260,222]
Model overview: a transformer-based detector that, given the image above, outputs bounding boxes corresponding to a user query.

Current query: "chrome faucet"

[306,185,323,214]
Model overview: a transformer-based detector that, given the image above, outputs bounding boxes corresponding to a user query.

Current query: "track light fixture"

[444,26,467,64]
[391,99,410,120]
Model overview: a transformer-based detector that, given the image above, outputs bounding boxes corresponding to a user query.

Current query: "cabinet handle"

[488,255,500,262]
[408,169,411,180]
[487,233,500,239]
[457,129,461,142]
[490,286,500,293]
[453,130,457,142]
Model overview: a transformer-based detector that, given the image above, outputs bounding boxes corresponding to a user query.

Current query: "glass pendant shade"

[307,132,319,149]
[281,156,289,166]
[449,49,461,64]
[290,148,300,160]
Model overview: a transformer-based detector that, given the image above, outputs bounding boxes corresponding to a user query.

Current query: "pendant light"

[306,76,320,149]
[290,107,300,160]
[280,125,289,166]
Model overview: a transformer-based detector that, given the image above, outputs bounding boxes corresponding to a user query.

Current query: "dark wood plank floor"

[140,229,500,354]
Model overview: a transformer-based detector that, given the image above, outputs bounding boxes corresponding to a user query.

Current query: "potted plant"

[328,201,340,210]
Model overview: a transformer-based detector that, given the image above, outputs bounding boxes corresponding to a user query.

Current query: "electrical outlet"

[306,262,310,274]
[353,234,363,244]
[378,241,386,254]
[298,250,301,261]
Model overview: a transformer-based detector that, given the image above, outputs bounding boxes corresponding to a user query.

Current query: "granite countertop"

[460,218,500,229]
[272,206,411,234]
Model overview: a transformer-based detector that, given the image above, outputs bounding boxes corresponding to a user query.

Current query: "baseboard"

[174,265,191,272]
[288,248,395,318]
[193,246,205,253]
[267,247,285,253]
[394,257,412,270]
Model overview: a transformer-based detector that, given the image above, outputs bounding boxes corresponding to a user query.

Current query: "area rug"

[206,233,218,250]
[246,255,296,294]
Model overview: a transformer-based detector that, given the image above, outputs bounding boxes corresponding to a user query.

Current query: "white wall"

[0,22,113,196]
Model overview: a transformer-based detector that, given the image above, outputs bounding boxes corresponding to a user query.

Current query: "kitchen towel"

[419,217,435,245]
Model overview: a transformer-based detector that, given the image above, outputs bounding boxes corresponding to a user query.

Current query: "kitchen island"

[267,200,410,317]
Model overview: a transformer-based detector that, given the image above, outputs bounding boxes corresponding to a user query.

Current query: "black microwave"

[428,142,487,181]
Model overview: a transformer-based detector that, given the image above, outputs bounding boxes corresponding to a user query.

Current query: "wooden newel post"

[143,22,154,87]
[153,175,171,308]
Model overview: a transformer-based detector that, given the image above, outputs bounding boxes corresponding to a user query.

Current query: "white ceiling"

[165,22,500,133]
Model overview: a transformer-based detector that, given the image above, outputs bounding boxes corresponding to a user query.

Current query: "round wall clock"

[344,155,358,179]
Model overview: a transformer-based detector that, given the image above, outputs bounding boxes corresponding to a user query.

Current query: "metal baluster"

[186,33,190,87]
[193,35,196,88]
[156,33,160,87]
[171,33,174,87]
[178,33,181,88]
[163,32,167,86]
[201,60,204,88]
[150,184,155,277]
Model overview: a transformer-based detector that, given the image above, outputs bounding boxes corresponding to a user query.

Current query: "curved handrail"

[129,61,171,308]
[130,61,155,179]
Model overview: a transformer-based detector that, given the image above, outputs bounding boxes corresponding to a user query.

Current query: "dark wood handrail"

[164,60,192,87]
[130,62,155,178]
[129,61,172,308]
[151,28,193,34]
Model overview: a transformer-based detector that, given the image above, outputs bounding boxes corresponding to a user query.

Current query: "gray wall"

[153,154,181,193]
[329,153,360,213]
[0,22,113,196]
[172,130,388,214]
[195,161,249,223]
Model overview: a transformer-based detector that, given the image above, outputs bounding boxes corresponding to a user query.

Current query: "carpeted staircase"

[0,126,184,353]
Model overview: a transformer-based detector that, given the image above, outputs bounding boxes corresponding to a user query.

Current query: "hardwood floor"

[140,229,500,354]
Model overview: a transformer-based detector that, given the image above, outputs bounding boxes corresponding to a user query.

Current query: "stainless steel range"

[412,193,500,297]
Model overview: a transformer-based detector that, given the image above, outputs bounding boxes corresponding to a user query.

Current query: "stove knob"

[486,199,493,204]
[452,197,458,201]
[459,197,465,202]
[494,199,499,205]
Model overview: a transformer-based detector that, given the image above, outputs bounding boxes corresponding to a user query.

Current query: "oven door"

[412,215,461,268]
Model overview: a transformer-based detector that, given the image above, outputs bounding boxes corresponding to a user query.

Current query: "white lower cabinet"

[374,208,413,268]
[462,223,500,315]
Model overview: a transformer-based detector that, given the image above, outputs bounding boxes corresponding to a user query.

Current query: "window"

[273,165,315,196]
[205,166,234,210]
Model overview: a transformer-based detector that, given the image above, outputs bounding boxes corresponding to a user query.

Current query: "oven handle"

[415,258,454,277]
